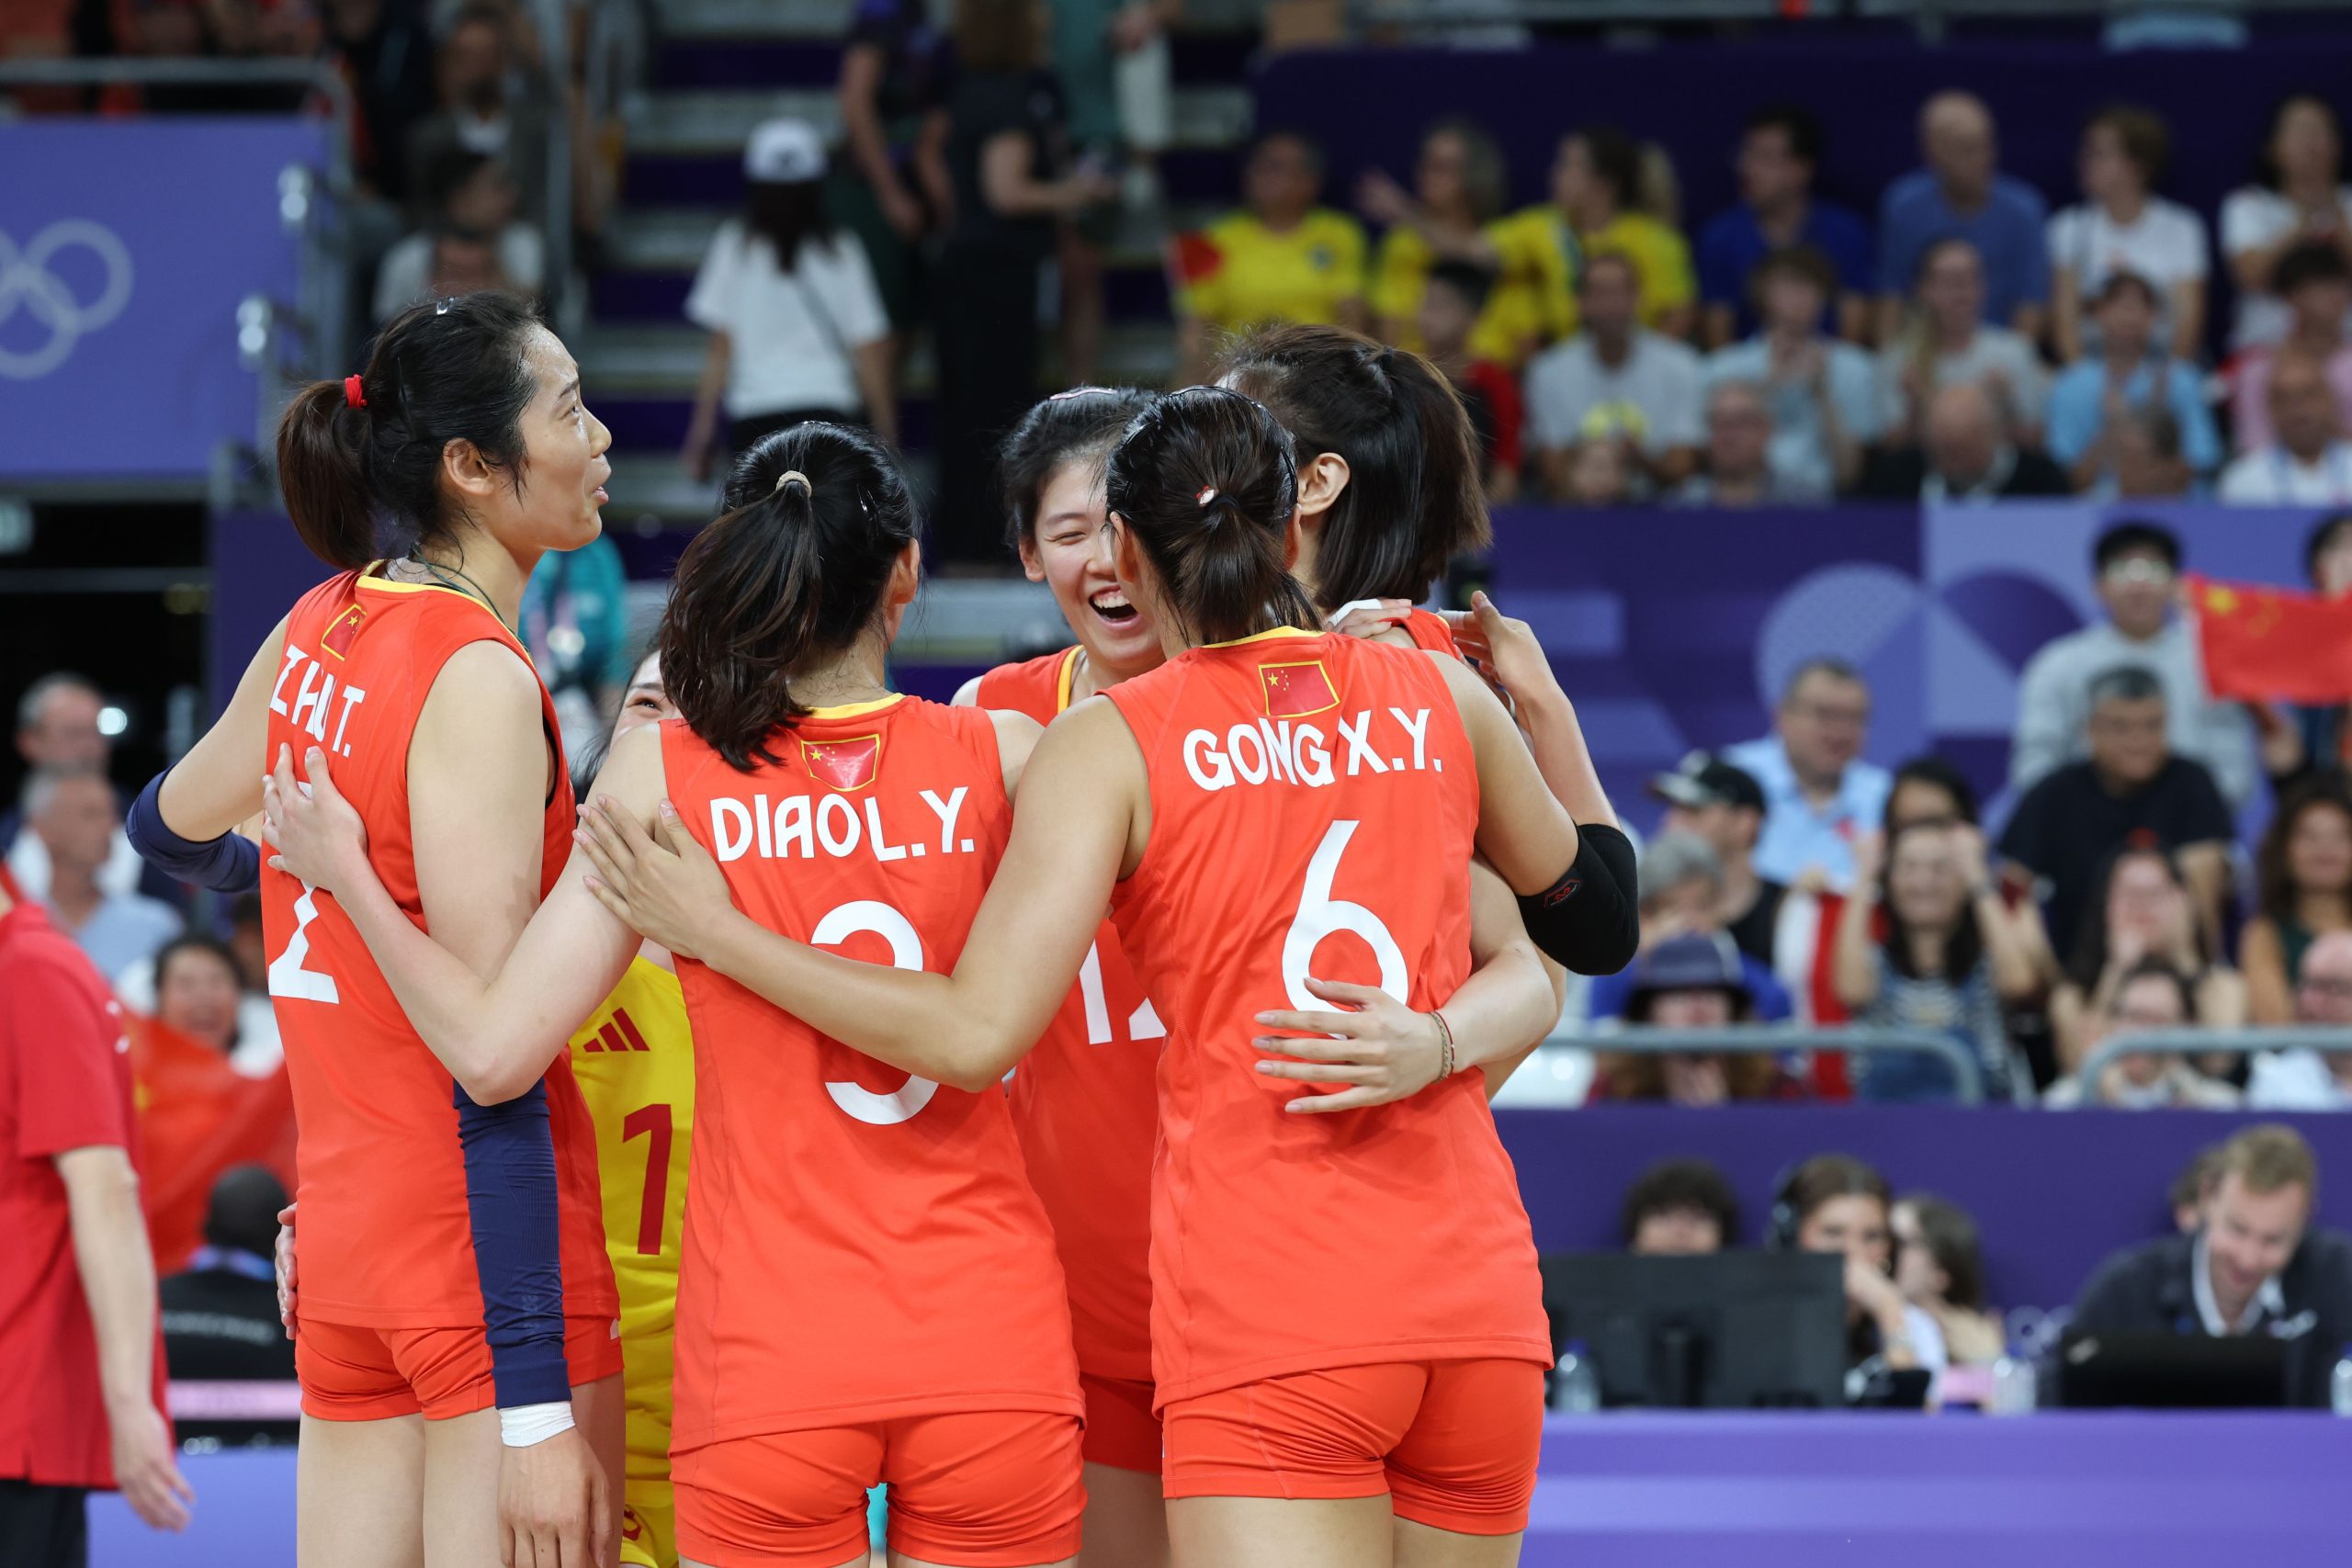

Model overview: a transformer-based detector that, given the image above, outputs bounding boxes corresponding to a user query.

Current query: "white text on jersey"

[1182,707,1441,794]
[707,786,978,863]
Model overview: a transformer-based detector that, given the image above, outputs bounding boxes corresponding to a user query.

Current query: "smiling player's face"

[1021,458,1164,682]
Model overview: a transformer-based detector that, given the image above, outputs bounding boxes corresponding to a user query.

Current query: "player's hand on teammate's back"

[501,1424,613,1568]
[261,745,372,895]
[1250,976,1448,1113]
[576,797,737,962]
[111,1398,194,1531]
[275,1202,298,1338]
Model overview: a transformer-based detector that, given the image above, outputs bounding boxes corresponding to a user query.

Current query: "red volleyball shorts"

[296,1314,623,1423]
[1079,1371,1162,1476]
[1159,1359,1544,1535]
[673,1410,1085,1567]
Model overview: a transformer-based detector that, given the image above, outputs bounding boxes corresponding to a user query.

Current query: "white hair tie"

[775,469,812,496]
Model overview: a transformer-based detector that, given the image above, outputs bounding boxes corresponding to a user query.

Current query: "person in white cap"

[682,118,899,480]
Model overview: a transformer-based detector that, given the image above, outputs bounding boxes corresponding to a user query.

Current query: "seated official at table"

[2072,1124,2352,1366]
[159,1164,294,1383]
[1621,1156,1742,1256]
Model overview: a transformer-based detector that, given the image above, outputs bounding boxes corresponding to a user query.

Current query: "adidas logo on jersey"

[581,1008,650,1053]
[1182,706,1440,794]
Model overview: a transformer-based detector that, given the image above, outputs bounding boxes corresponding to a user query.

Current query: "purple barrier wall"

[1498,1105,2352,1315]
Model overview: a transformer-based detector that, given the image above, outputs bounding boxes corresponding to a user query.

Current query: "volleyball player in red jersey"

[125,296,625,1568]
[564,388,1580,1568]
[263,423,1157,1568]
[1218,324,1636,972]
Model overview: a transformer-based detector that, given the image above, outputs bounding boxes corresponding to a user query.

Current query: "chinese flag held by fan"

[130,1015,297,1274]
[2188,574,2352,705]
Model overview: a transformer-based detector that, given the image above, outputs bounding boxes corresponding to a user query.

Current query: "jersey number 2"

[1282,820,1408,1009]
[266,884,340,1004]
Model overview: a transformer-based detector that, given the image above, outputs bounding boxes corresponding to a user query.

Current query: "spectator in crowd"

[1418,261,1523,500]
[831,0,954,344]
[1361,118,1511,355]
[1878,237,2049,448]
[2218,347,2352,504]
[2047,843,2246,1076]
[159,1165,296,1383]
[151,935,243,1055]
[1834,822,2038,1103]
[24,770,179,986]
[0,875,191,1554]
[1046,0,1175,386]
[1174,130,1367,381]
[1555,439,1634,507]
[1877,92,2051,343]
[1622,1157,1740,1257]
[1488,125,1697,361]
[2044,958,2241,1109]
[1892,1194,2007,1365]
[1779,1155,1950,1387]
[1705,246,1881,500]
[2232,243,2352,455]
[2048,106,2209,365]
[1883,755,2059,988]
[2074,1125,2352,1397]
[2173,1144,2224,1234]
[322,0,442,212]
[1726,659,1893,892]
[521,535,634,765]
[1597,933,1803,1107]
[2221,94,2352,354]
[372,148,544,322]
[2245,777,2352,1025]
[1525,252,1702,500]
[933,0,1115,564]
[2257,513,2352,787]
[1698,107,1872,349]
[1588,835,1793,1024]
[4,675,177,911]
[405,3,549,226]
[1998,666,2235,962]
[2012,522,2256,810]
[1858,381,2071,502]
[2047,274,2223,493]
[1676,379,1800,507]
[1651,751,1784,967]
[2247,931,2352,1109]
[681,118,898,481]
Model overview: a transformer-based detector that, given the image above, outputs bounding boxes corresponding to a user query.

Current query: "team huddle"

[129,292,1639,1568]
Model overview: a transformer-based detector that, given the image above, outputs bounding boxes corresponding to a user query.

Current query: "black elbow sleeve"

[1514,823,1638,976]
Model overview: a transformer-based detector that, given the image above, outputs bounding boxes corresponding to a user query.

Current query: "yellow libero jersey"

[568,954,693,1568]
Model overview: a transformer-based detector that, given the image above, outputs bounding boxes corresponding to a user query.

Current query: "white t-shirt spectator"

[685,221,889,420]
[372,226,547,323]
[2046,198,2209,321]
[1523,330,1702,457]
[1875,327,2049,434]
[2217,442,2352,504]
[1704,338,1882,501]
[2220,185,2352,350]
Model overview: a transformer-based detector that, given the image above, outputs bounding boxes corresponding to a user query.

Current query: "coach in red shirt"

[0,881,190,1564]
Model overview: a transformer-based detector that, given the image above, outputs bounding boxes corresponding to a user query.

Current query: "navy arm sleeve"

[457,1079,572,1409]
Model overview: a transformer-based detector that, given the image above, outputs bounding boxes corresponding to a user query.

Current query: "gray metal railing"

[1556,1026,1989,1105]
[2077,1027,2352,1095]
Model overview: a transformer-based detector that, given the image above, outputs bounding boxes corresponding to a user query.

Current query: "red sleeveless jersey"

[658,697,1081,1450]
[1401,607,1460,657]
[262,571,615,1328]
[1102,628,1550,1404]
[975,649,1160,1383]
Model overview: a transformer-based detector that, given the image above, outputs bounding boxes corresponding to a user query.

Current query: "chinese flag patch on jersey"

[802,733,882,792]
[320,604,367,660]
[1260,660,1340,718]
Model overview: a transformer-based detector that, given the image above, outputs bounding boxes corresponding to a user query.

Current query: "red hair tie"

[343,375,367,410]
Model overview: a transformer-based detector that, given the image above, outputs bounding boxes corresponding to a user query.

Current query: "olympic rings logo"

[0,220,135,380]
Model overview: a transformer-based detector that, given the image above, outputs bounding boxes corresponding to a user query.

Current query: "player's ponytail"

[1217,323,1489,608]
[1103,386,1316,648]
[275,292,545,570]
[659,422,919,772]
